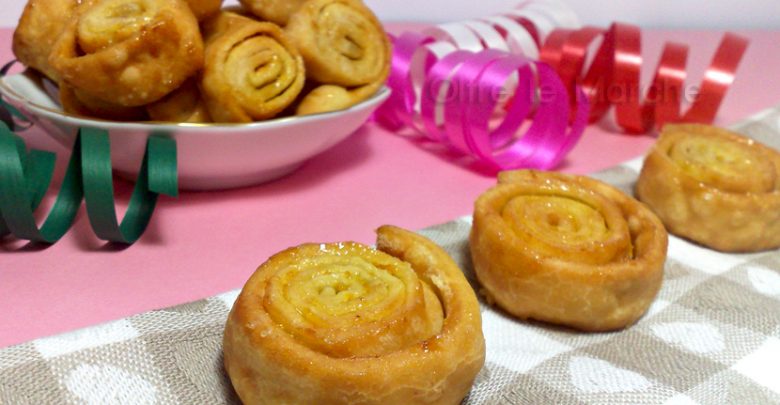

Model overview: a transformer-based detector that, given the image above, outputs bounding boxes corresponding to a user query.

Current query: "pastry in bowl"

[224,225,485,405]
[201,12,306,122]
[12,0,81,82]
[285,0,391,115]
[636,124,780,252]
[48,0,204,108]
[470,170,668,331]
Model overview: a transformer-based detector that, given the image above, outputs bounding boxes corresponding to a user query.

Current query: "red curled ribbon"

[541,23,749,133]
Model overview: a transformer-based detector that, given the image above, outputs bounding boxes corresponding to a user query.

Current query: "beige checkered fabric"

[2,108,780,404]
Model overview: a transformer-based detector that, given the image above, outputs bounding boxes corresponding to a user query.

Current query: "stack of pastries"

[12,0,391,123]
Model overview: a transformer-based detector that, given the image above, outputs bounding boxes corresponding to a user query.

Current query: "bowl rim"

[0,71,391,132]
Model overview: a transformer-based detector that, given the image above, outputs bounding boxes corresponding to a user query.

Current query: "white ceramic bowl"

[0,71,390,190]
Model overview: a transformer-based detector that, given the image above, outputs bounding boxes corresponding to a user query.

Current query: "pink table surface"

[1,24,779,348]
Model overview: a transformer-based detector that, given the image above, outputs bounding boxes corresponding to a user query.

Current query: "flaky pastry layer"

[146,79,210,123]
[12,0,82,81]
[238,0,306,25]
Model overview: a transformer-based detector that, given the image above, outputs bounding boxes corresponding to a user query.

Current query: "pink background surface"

[1,24,779,348]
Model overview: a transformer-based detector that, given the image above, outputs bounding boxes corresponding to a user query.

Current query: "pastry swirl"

[224,225,485,405]
[636,124,780,252]
[201,13,305,122]
[48,0,203,107]
[470,170,668,331]
[286,0,390,115]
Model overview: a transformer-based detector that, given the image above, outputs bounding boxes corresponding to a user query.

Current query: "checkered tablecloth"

[2,107,780,404]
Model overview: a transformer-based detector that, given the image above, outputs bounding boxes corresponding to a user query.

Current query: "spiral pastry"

[200,12,305,122]
[146,79,211,123]
[12,0,82,81]
[224,225,485,405]
[286,0,391,115]
[470,170,668,331]
[48,0,203,107]
[637,124,780,252]
[238,0,306,25]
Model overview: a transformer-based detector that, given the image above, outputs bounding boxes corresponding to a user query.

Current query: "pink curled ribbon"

[376,35,588,171]
[375,1,588,171]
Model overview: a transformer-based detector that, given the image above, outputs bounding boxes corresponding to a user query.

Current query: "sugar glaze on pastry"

[470,170,668,331]
[636,124,780,252]
[224,226,485,405]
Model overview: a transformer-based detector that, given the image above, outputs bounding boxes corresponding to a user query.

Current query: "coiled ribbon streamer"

[375,1,588,171]
[377,0,749,169]
[541,24,749,133]
[377,31,588,170]
[0,109,178,245]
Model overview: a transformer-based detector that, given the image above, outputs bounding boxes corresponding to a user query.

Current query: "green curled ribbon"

[0,121,178,245]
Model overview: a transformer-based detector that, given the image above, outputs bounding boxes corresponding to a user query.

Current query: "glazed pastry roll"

[286,0,391,115]
[224,225,485,405]
[48,0,203,107]
[470,170,668,331]
[201,16,305,122]
[238,0,307,25]
[12,0,82,81]
[636,124,780,252]
[60,83,148,121]
[146,79,211,123]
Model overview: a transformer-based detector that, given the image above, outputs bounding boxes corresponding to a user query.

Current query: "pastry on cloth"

[201,12,305,122]
[12,0,83,81]
[470,170,668,331]
[224,225,485,405]
[60,83,148,121]
[238,0,306,25]
[286,0,390,115]
[146,79,211,123]
[48,0,203,107]
[636,124,780,252]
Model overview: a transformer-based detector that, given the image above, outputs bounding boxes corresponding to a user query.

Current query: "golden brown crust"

[286,0,390,115]
[238,0,307,25]
[146,79,211,122]
[636,124,780,252]
[201,16,305,122]
[470,170,668,331]
[12,0,81,81]
[200,9,255,43]
[48,0,203,107]
[60,82,149,121]
[182,0,222,21]
[224,225,485,405]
